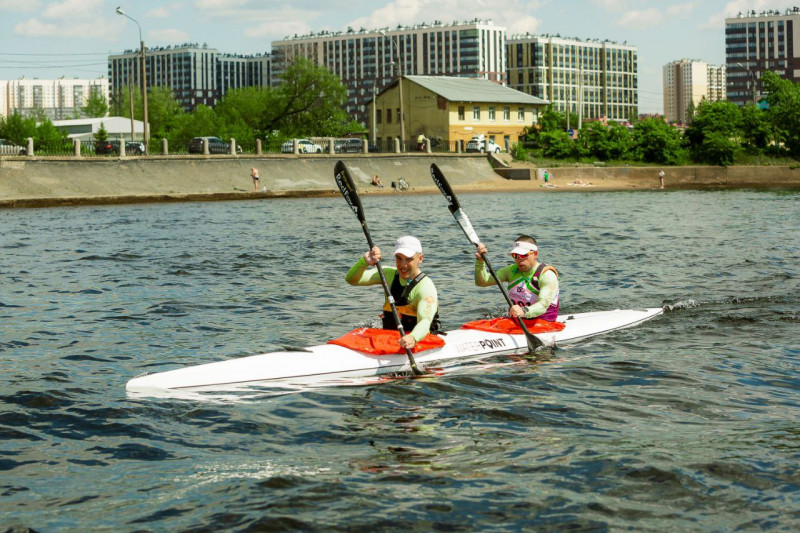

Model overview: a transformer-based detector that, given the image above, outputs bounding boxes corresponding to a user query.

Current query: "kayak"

[126,307,663,395]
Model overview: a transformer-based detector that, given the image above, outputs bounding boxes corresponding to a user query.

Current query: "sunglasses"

[512,252,532,259]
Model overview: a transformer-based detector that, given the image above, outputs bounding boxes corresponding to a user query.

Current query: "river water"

[2,188,798,530]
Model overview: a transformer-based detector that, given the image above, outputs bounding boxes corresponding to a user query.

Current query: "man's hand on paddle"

[365,246,381,266]
[475,242,487,261]
[509,304,526,319]
[399,333,417,350]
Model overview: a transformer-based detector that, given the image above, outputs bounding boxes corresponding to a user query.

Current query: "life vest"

[382,272,441,334]
[508,263,560,321]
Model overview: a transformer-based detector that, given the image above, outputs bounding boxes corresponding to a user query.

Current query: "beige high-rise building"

[662,59,726,124]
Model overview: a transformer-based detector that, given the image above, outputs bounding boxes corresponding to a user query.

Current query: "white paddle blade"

[453,208,481,245]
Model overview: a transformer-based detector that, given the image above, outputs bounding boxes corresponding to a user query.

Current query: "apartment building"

[108,44,271,112]
[507,34,638,122]
[726,7,800,107]
[663,59,726,124]
[1,77,109,120]
[271,19,507,128]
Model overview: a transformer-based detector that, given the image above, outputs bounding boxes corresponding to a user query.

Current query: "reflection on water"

[1,189,798,530]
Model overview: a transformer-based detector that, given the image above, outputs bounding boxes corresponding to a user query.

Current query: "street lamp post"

[380,30,405,151]
[116,6,149,153]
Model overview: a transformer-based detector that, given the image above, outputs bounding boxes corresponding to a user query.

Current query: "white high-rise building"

[1,77,110,120]
[271,20,507,128]
[507,34,638,122]
[662,59,726,124]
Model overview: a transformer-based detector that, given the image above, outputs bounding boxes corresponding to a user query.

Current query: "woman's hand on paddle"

[475,242,487,261]
[509,304,526,318]
[365,246,381,266]
[399,333,417,350]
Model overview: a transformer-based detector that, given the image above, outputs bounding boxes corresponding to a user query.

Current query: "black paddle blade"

[334,160,364,223]
[430,163,461,214]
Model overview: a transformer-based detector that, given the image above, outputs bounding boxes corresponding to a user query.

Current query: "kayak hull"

[126,308,663,394]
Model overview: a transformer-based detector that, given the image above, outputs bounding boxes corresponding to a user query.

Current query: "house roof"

[404,75,549,106]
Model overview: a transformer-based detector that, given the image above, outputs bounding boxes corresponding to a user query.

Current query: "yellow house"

[370,75,549,151]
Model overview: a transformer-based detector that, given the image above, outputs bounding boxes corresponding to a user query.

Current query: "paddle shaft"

[429,163,544,351]
[335,162,424,375]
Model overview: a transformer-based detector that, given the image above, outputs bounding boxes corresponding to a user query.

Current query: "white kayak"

[126,308,663,395]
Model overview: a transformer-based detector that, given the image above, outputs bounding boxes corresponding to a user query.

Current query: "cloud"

[699,0,789,31]
[245,20,312,40]
[42,0,104,19]
[146,7,171,18]
[665,1,699,18]
[193,0,248,11]
[149,28,190,43]
[616,8,663,30]
[0,0,42,10]
[14,17,122,39]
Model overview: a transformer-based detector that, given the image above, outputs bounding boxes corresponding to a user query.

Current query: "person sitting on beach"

[372,175,384,188]
[474,235,560,322]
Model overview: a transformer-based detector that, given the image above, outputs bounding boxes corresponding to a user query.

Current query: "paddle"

[429,163,545,352]
[334,160,425,376]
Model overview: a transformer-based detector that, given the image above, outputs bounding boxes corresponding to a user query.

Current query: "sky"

[0,0,793,114]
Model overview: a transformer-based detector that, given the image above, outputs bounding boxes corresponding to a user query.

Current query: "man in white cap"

[474,234,560,322]
[346,235,440,349]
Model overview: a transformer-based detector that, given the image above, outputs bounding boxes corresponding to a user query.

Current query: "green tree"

[0,112,37,143]
[94,122,109,142]
[761,70,800,156]
[739,105,773,154]
[575,121,633,161]
[683,101,742,165]
[631,117,686,164]
[145,86,184,140]
[82,91,109,118]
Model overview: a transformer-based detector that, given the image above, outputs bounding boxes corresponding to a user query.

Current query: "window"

[458,105,465,120]
[488,106,495,120]
[473,106,481,120]
[386,109,392,123]
[396,108,401,123]
[376,109,382,124]
[503,106,510,121]
[518,107,525,121]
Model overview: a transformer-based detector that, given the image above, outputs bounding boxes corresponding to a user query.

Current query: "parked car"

[334,138,381,153]
[0,139,27,156]
[465,135,502,153]
[187,136,242,154]
[280,139,323,154]
[94,140,146,155]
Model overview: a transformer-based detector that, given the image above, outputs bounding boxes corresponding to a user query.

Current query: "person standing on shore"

[659,169,665,189]
[251,168,260,191]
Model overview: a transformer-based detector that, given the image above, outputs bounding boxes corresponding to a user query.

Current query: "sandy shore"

[1,154,798,208]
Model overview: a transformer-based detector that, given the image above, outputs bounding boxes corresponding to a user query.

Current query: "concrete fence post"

[484,139,490,153]
[230,138,236,155]
[293,139,299,155]
[328,139,335,155]
[394,138,401,154]
[203,138,210,155]
[256,139,262,155]
[426,138,432,153]
[362,139,368,154]
[161,138,169,155]
[119,139,126,157]
[73,138,81,157]
[456,140,462,153]
[27,137,34,156]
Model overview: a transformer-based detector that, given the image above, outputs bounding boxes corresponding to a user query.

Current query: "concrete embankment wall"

[0,154,500,208]
[1,154,798,208]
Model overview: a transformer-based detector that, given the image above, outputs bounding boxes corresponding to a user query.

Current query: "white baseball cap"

[509,241,538,255]
[394,235,422,257]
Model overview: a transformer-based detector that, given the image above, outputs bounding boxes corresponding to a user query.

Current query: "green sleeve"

[407,276,438,341]
[524,270,559,319]
[346,256,384,286]
[474,260,511,286]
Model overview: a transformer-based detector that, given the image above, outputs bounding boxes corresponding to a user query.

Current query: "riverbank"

[1,154,798,208]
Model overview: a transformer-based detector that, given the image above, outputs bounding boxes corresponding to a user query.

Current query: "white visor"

[509,241,538,255]
[394,235,422,257]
